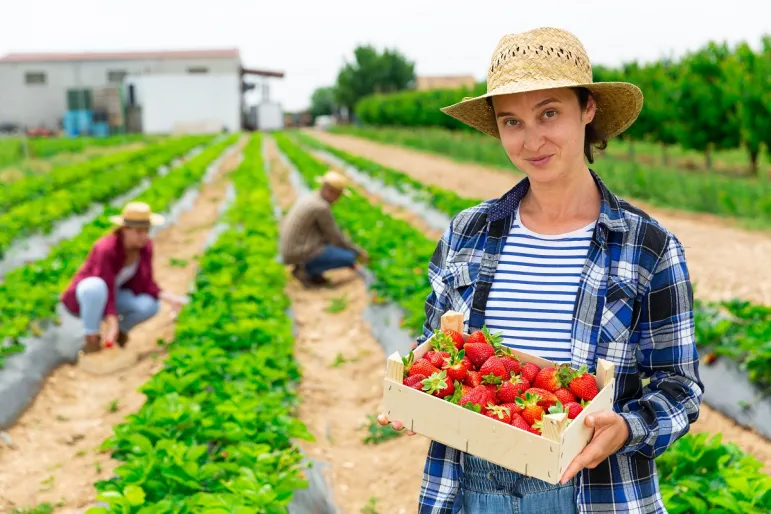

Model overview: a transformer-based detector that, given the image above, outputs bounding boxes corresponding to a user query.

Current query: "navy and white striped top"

[484,207,595,364]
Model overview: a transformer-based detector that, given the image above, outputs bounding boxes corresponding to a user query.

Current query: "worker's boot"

[82,334,102,354]
[117,331,129,348]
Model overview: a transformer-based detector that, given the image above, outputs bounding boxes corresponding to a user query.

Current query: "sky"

[1,1,770,112]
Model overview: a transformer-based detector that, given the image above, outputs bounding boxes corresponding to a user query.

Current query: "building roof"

[0,48,240,63]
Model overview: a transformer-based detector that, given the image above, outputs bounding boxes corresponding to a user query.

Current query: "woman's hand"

[560,411,630,484]
[103,315,119,344]
[377,413,416,436]
[160,291,189,313]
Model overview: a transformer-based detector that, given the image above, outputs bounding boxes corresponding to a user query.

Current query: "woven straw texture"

[441,27,643,139]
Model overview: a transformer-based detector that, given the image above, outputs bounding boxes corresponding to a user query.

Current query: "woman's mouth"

[526,155,553,167]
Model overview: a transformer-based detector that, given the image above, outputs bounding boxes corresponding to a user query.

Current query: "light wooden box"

[382,311,615,484]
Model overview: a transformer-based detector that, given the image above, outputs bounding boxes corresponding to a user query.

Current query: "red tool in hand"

[104,340,115,349]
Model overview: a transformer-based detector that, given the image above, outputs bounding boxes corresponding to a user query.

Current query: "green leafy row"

[276,132,771,513]
[0,136,212,257]
[0,134,150,168]
[87,133,313,513]
[327,125,771,229]
[0,137,199,213]
[0,135,238,366]
[299,131,771,391]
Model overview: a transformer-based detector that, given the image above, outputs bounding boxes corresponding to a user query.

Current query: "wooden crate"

[382,311,615,484]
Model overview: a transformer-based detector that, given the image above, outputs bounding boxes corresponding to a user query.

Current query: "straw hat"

[108,201,165,227]
[315,170,351,196]
[441,27,643,140]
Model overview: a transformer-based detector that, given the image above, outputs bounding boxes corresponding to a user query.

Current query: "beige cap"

[315,170,352,196]
[108,201,165,227]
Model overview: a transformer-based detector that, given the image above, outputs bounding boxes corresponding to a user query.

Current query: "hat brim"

[441,80,643,140]
[314,176,352,196]
[109,212,166,227]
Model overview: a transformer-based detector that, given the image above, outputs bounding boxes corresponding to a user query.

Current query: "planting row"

[0,134,238,367]
[0,136,211,257]
[273,132,771,511]
[86,133,313,512]
[0,134,150,168]
[328,125,771,228]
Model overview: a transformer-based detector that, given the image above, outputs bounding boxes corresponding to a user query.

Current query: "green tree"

[335,45,416,115]
[310,86,337,119]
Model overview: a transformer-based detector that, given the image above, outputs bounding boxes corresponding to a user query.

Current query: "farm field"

[0,128,770,514]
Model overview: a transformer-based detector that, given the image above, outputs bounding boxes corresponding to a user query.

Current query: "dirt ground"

[311,140,771,473]
[266,138,428,513]
[0,138,245,513]
[308,130,771,307]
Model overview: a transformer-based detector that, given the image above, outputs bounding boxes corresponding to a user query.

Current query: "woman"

[61,201,186,354]
[379,27,703,513]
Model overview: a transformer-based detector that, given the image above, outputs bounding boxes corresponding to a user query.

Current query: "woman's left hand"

[559,411,630,484]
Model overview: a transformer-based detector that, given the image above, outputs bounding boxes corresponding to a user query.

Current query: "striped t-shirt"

[484,207,596,364]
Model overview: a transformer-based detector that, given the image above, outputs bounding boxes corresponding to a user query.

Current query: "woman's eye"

[543,109,557,119]
[504,119,519,127]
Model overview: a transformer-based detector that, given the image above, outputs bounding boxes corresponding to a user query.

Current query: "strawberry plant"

[0,135,235,365]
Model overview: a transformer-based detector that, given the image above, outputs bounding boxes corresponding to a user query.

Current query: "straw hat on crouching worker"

[315,170,352,196]
[441,27,643,140]
[108,201,165,227]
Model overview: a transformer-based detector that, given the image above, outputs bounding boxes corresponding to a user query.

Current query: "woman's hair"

[485,87,608,163]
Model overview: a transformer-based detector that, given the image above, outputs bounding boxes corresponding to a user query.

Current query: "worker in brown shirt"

[279,170,369,286]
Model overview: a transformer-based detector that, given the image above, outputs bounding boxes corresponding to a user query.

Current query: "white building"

[0,48,284,134]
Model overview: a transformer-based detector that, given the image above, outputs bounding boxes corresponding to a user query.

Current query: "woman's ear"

[584,94,597,124]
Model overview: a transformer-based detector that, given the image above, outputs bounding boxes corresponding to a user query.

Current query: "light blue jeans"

[461,454,578,513]
[75,276,160,335]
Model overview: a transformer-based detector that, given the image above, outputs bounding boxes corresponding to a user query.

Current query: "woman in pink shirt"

[61,202,185,354]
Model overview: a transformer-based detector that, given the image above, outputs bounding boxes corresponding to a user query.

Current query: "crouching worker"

[279,170,369,287]
[61,202,186,354]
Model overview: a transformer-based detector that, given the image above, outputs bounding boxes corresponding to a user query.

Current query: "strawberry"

[461,384,474,397]
[521,362,541,383]
[403,374,427,389]
[459,385,494,413]
[510,413,531,432]
[410,358,441,378]
[479,356,508,382]
[484,383,500,404]
[499,402,522,416]
[465,326,502,346]
[431,330,459,353]
[500,355,521,377]
[443,350,470,382]
[533,366,569,393]
[525,388,559,409]
[442,329,465,350]
[515,392,544,426]
[464,343,495,369]
[530,419,543,435]
[426,351,450,369]
[568,365,599,401]
[497,373,530,403]
[554,387,577,405]
[564,402,583,419]
[421,371,455,399]
[464,370,483,388]
[485,404,512,424]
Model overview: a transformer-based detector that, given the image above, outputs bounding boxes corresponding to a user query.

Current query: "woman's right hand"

[377,413,416,436]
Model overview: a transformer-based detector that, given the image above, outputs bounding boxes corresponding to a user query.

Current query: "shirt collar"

[488,169,629,233]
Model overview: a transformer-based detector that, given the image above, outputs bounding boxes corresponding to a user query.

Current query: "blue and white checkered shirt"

[416,170,704,513]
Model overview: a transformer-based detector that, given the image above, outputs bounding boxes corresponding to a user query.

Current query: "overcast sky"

[1,1,769,111]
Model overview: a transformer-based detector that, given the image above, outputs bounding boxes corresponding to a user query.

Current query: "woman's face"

[122,226,150,250]
[492,87,596,185]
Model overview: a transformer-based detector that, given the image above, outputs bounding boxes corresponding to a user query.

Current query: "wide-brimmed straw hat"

[108,201,165,227]
[315,170,352,196]
[441,27,643,140]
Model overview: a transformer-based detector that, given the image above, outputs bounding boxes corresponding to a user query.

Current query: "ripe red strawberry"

[403,374,427,389]
[497,373,530,403]
[499,402,522,416]
[484,383,500,403]
[459,385,494,413]
[443,350,470,382]
[465,326,501,346]
[515,392,544,426]
[525,388,559,409]
[479,356,508,382]
[410,358,440,378]
[426,351,450,369]
[421,371,455,399]
[554,387,577,405]
[510,413,531,432]
[568,365,599,401]
[442,329,465,350]
[533,367,561,393]
[564,402,583,419]
[461,384,474,397]
[464,343,495,369]
[500,355,521,377]
[485,404,512,424]
[521,362,541,383]
[431,330,459,353]
[530,419,543,435]
[464,370,483,388]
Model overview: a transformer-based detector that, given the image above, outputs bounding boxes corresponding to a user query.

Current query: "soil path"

[315,143,771,473]
[266,138,428,513]
[0,138,246,513]
[308,130,771,306]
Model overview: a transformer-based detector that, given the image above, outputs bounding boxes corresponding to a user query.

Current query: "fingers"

[376,414,416,436]
[585,411,618,428]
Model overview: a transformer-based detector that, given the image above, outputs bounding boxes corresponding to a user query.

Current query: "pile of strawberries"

[401,327,598,436]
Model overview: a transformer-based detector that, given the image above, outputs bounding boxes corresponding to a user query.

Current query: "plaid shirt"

[416,170,704,513]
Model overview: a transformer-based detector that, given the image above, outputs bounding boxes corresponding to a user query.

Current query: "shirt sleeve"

[90,243,119,317]
[315,204,362,255]
[417,218,462,513]
[617,233,704,459]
